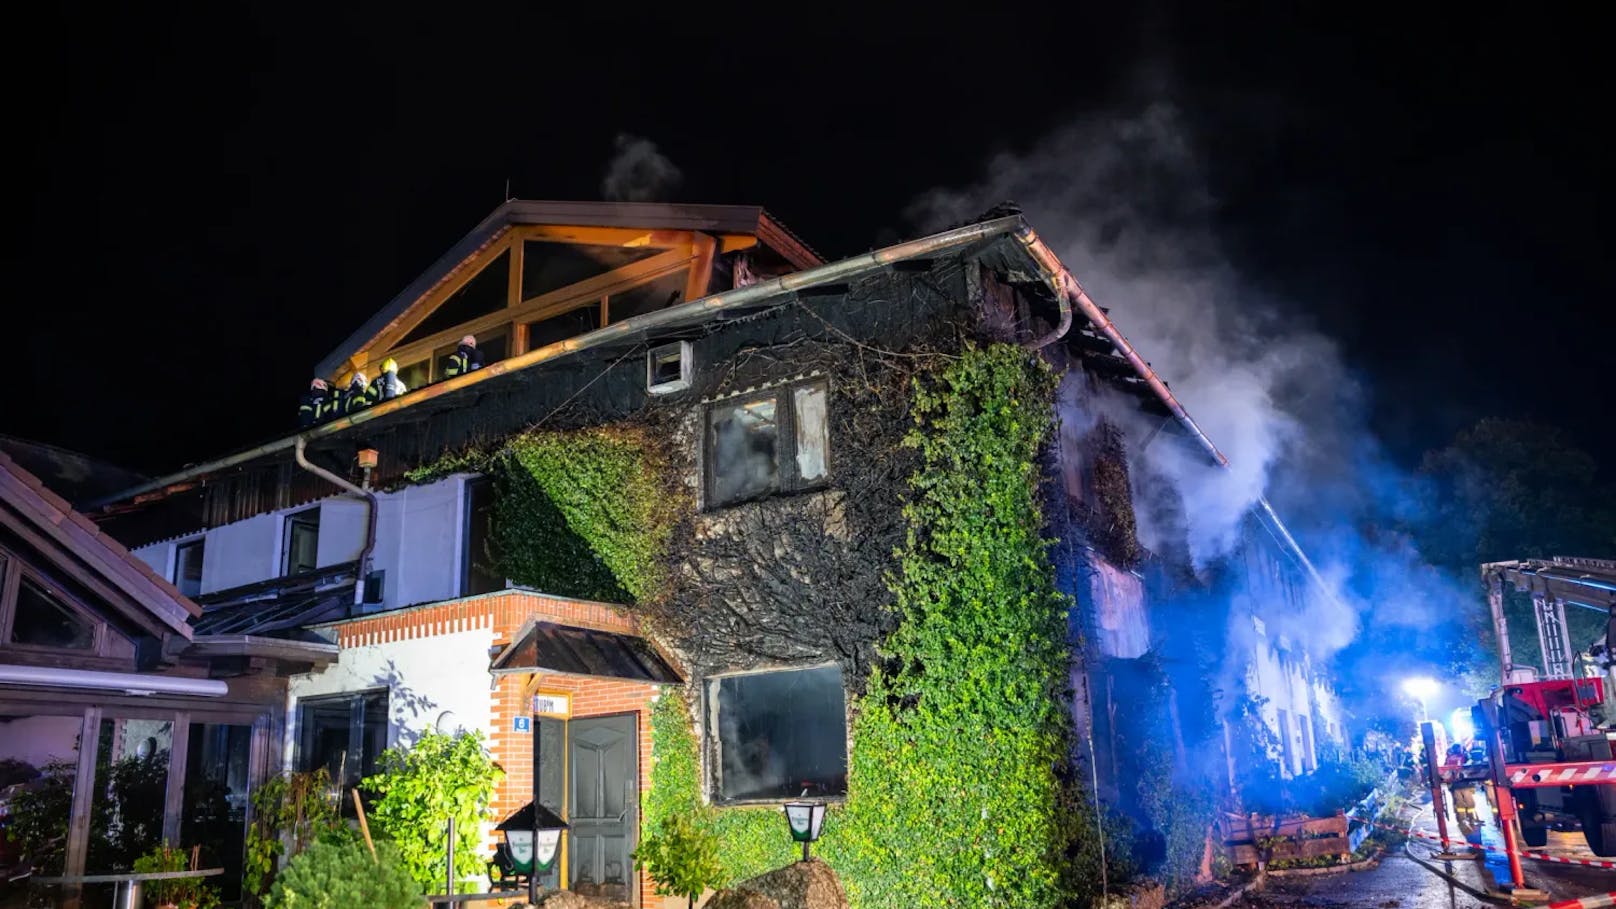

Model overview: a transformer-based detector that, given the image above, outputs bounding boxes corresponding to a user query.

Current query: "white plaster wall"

[391,478,465,607]
[132,540,172,578]
[283,625,495,768]
[201,513,280,594]
[317,497,370,569]
[0,715,82,768]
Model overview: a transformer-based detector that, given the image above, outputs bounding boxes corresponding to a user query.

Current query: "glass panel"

[0,713,83,887]
[463,478,504,596]
[400,250,510,344]
[606,269,688,322]
[793,384,829,483]
[297,691,389,793]
[173,539,205,598]
[399,358,431,391]
[705,395,778,507]
[525,304,599,350]
[284,510,320,576]
[183,723,252,901]
[522,241,659,300]
[89,718,173,872]
[11,577,95,649]
[712,666,847,802]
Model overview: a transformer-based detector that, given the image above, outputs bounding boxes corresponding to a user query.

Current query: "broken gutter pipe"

[85,216,1029,512]
[1010,226,1075,350]
[294,437,377,608]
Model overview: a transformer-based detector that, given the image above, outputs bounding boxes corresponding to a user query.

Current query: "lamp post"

[781,800,827,862]
[1402,676,1440,723]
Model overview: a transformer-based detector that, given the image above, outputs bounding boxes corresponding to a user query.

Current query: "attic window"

[703,379,829,508]
[11,576,95,650]
[646,342,691,395]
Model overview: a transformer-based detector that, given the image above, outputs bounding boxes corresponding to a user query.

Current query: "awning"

[490,620,682,684]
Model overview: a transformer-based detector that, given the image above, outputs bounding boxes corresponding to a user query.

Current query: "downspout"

[1013,225,1337,602]
[294,437,377,608]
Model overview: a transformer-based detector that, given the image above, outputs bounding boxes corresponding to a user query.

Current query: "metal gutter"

[88,215,1027,511]
[294,437,376,606]
[1013,225,1336,601]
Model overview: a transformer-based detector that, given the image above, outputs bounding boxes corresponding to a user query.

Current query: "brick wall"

[323,590,663,906]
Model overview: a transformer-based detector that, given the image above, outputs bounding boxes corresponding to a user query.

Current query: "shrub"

[132,844,219,909]
[265,838,420,909]
[633,812,724,908]
[362,729,502,893]
[244,769,341,900]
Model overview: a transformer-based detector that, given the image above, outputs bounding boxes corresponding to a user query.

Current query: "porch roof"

[490,618,682,684]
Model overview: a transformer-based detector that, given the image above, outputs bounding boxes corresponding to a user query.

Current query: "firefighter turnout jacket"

[369,370,407,402]
[443,343,483,379]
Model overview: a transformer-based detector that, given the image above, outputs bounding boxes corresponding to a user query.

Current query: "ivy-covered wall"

[643,344,1102,909]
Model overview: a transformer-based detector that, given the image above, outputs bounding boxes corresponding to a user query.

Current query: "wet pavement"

[1224,787,1616,907]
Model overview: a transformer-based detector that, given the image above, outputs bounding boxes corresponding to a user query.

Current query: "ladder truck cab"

[1478,557,1616,856]
[1473,677,1616,854]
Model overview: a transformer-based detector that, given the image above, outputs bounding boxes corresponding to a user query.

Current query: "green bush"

[265,838,421,909]
[362,730,502,893]
[244,770,342,900]
[633,812,724,908]
[132,844,219,909]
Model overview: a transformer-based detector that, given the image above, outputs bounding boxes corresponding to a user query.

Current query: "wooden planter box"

[1219,812,1351,867]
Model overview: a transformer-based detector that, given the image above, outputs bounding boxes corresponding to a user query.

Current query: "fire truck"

[1473,558,1616,856]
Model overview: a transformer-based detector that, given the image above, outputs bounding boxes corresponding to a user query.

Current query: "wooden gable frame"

[337,224,731,385]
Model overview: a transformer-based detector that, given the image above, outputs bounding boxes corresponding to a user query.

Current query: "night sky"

[7,6,1613,477]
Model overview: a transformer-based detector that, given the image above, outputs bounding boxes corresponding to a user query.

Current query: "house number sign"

[512,716,531,732]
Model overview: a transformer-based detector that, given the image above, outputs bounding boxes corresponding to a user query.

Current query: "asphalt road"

[1228,788,1616,908]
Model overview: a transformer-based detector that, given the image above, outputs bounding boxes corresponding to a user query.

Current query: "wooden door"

[567,713,637,902]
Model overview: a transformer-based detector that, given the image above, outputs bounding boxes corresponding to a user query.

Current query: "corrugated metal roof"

[490,620,681,684]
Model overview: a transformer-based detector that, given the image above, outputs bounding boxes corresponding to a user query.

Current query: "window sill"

[708,795,849,810]
[701,481,832,514]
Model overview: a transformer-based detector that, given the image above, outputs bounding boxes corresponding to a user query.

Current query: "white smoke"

[601,134,683,203]
[910,101,1328,570]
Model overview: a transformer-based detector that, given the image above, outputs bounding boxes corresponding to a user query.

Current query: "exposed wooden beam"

[507,234,524,308]
[356,231,519,374]
[369,247,694,375]
[163,712,191,844]
[717,233,759,254]
[510,225,693,249]
[685,232,717,304]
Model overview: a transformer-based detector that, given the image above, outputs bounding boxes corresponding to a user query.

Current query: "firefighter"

[342,371,371,414]
[369,358,408,402]
[442,334,482,378]
[1444,743,1477,824]
[298,378,330,427]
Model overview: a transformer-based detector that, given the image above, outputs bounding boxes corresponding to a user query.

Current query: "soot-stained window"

[703,379,829,508]
[708,665,848,803]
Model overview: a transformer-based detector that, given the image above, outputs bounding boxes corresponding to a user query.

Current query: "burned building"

[75,200,1340,905]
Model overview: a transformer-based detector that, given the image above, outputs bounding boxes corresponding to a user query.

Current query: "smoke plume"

[600,133,683,203]
[905,93,1477,686]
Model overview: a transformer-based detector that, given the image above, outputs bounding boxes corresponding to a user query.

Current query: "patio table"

[33,867,223,909]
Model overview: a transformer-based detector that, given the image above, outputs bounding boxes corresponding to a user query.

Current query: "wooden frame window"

[703,379,829,509]
[0,551,128,659]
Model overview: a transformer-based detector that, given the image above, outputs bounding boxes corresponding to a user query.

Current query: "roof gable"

[0,452,198,638]
[315,200,823,380]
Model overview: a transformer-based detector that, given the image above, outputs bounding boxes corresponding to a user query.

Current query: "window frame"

[294,688,390,795]
[282,508,321,578]
[701,378,831,510]
[171,536,205,598]
[0,551,116,658]
[702,663,849,806]
[461,476,507,597]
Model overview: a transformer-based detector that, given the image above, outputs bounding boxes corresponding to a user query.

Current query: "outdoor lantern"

[497,801,568,876]
[356,448,380,470]
[782,799,827,861]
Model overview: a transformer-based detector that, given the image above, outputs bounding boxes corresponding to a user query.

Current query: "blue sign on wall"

[513,716,531,733]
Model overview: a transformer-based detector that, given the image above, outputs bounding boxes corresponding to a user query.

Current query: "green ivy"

[492,426,679,603]
[642,346,1089,909]
[361,730,503,894]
